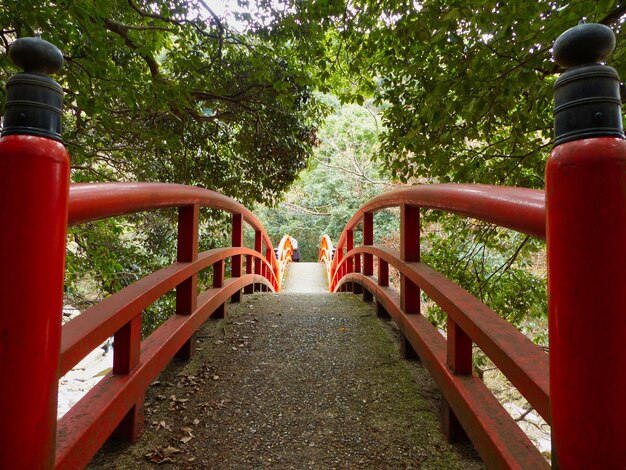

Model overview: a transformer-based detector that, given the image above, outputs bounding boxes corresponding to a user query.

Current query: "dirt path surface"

[90,275,483,469]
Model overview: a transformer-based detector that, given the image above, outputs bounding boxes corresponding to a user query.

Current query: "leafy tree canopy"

[0,0,324,205]
[253,0,626,187]
[256,97,397,262]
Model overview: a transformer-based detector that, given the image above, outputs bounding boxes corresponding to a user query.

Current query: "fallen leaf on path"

[144,446,179,464]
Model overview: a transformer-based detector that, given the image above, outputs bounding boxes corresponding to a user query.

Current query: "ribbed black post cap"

[2,37,64,142]
[552,22,624,146]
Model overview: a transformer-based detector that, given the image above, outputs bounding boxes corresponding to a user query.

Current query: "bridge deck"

[90,264,483,468]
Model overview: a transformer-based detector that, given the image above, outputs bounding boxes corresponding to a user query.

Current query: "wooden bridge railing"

[275,234,295,288]
[317,22,626,469]
[320,185,549,468]
[59,183,285,468]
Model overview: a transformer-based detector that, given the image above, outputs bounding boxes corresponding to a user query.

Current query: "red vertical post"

[0,38,69,469]
[244,254,254,294]
[265,247,273,291]
[212,259,226,319]
[254,230,262,292]
[231,213,243,302]
[334,247,343,292]
[112,315,143,441]
[175,204,199,360]
[376,259,389,318]
[547,23,626,468]
[442,319,471,442]
[353,250,363,294]
[346,229,354,292]
[400,204,420,359]
[363,212,374,301]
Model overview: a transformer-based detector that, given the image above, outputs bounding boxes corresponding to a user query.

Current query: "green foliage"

[421,214,547,344]
[0,0,324,205]
[65,210,233,336]
[259,0,626,187]
[256,98,396,261]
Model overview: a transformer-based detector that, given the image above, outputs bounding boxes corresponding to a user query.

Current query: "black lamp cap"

[2,37,65,142]
[552,22,624,147]
[553,22,615,68]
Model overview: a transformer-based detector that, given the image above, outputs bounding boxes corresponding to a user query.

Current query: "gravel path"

[90,266,483,469]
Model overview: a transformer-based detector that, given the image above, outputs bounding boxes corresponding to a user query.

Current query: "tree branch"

[279,201,331,216]
[103,18,159,77]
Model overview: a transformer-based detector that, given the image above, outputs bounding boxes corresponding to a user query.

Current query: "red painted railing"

[318,234,334,287]
[275,234,295,287]
[320,184,550,468]
[55,183,282,467]
[320,158,626,467]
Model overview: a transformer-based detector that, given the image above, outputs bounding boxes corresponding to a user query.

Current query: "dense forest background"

[1,1,624,340]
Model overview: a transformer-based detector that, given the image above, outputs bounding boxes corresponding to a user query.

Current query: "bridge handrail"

[321,183,549,468]
[68,182,278,269]
[57,273,273,468]
[275,234,294,287]
[318,234,334,287]
[330,184,544,277]
[55,182,281,467]
[60,247,275,377]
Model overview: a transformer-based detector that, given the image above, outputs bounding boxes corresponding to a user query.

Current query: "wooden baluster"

[362,211,374,302]
[112,314,143,441]
[254,230,262,292]
[442,319,472,442]
[353,250,363,294]
[244,254,254,294]
[265,247,273,291]
[376,259,390,318]
[231,213,243,303]
[346,229,354,293]
[212,259,226,319]
[400,204,420,360]
[335,247,343,292]
[175,204,199,360]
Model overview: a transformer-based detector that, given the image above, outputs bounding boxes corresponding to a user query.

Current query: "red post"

[254,230,262,292]
[353,250,363,294]
[400,204,420,360]
[265,247,273,291]
[212,259,226,319]
[175,204,199,360]
[231,213,243,302]
[547,23,626,467]
[346,229,354,292]
[334,247,343,292]
[0,38,69,469]
[442,319,471,442]
[376,259,389,318]
[363,212,374,301]
[244,254,254,294]
[112,315,143,441]
[400,204,420,311]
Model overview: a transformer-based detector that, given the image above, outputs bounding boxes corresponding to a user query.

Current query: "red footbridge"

[1,23,625,470]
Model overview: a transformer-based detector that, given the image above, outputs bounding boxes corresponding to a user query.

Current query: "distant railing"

[56,182,281,468]
[274,234,295,287]
[318,234,334,287]
[320,184,550,469]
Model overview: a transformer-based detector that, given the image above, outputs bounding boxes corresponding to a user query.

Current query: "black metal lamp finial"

[552,23,624,146]
[2,37,65,142]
